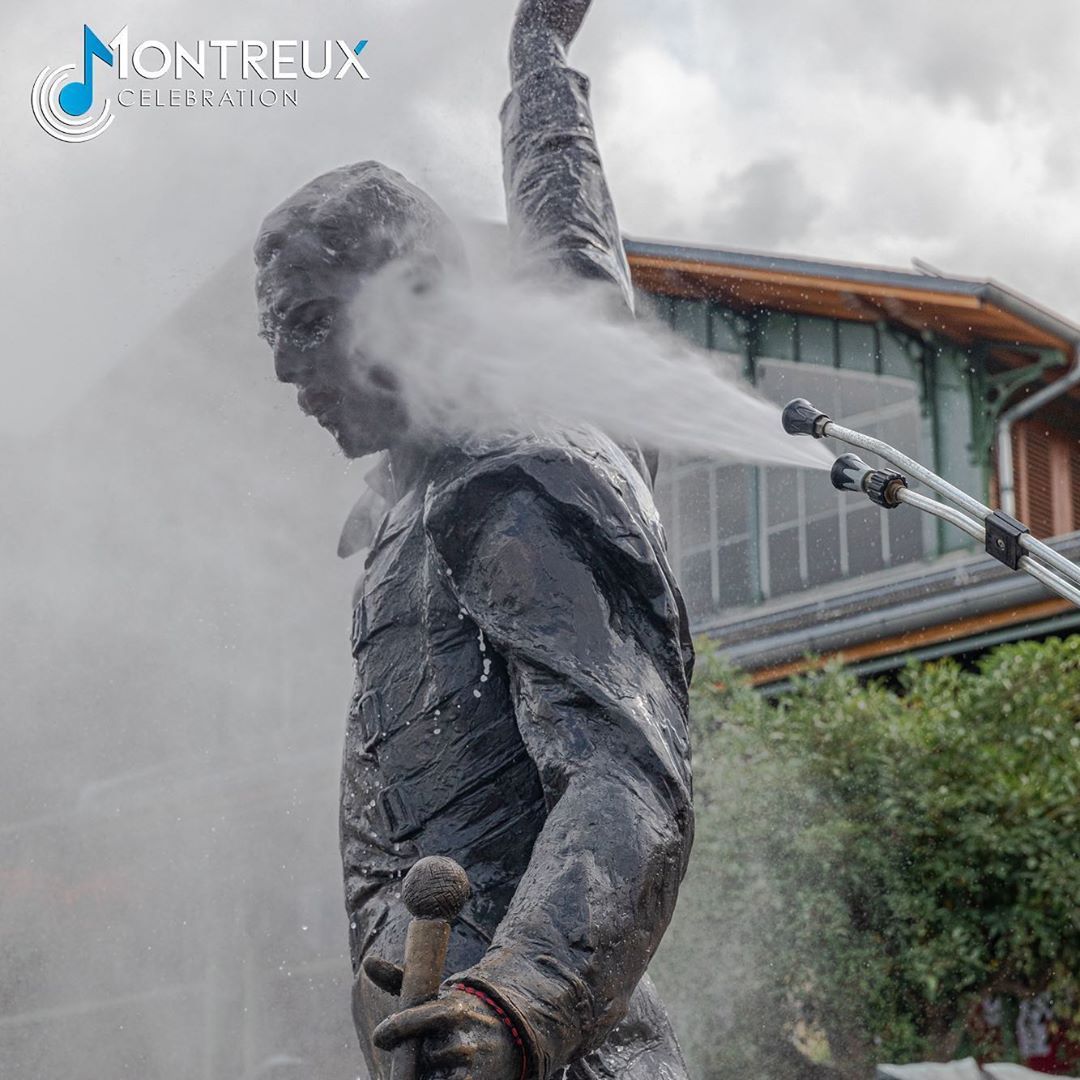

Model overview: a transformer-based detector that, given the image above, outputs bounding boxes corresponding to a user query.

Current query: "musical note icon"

[58,25,113,118]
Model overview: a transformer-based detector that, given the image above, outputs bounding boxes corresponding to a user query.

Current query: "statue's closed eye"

[282,300,337,349]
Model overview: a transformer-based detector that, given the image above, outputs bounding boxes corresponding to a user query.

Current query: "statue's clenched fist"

[510,0,594,79]
[366,957,523,1080]
[514,0,592,49]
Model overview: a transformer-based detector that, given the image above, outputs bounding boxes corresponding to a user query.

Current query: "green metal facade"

[641,289,1060,623]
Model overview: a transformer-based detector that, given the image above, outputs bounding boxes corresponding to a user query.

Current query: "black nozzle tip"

[831,454,909,508]
[782,398,830,438]
[831,453,871,493]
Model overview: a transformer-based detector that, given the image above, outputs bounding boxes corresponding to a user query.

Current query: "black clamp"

[984,510,1029,571]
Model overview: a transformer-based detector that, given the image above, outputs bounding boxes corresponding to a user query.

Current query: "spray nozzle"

[831,453,908,509]
[782,398,831,438]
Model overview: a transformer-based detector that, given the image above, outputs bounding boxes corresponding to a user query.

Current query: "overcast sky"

[4,0,1080,436]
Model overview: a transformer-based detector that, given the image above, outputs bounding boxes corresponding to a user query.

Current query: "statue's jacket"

[343,425,694,1078]
[342,52,696,1080]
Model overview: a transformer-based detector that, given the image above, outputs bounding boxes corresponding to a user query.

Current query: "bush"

[651,636,1080,1079]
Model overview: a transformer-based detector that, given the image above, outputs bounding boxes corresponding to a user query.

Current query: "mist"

[349,246,833,472]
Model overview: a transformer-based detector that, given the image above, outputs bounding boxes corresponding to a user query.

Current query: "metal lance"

[782,397,1080,608]
[390,856,472,1080]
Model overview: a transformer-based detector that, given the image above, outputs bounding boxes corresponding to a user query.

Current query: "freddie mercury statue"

[254,2,695,1077]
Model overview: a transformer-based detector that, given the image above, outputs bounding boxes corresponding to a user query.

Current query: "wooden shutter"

[1069,440,1080,534]
[1014,420,1074,538]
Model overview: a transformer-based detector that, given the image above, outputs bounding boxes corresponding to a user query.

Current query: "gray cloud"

[704,155,825,250]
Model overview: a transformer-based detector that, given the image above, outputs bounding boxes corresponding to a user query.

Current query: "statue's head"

[254,161,465,457]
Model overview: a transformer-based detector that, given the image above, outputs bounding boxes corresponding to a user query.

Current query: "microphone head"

[401,856,471,920]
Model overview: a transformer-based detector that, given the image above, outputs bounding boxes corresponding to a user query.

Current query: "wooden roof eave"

[627,253,1075,355]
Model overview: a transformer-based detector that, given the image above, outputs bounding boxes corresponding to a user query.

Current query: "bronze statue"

[254,3,695,1077]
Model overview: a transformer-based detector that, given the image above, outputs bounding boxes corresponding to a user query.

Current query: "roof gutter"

[996,342,1080,516]
[980,282,1080,350]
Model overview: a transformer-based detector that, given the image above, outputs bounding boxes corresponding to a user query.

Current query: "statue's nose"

[274,345,310,385]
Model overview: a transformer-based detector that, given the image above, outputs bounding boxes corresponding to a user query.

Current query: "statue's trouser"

[352,896,690,1080]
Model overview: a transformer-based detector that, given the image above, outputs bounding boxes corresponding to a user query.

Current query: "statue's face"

[258,246,407,458]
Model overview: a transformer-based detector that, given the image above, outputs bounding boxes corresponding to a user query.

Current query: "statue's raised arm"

[508,0,592,75]
[502,0,636,312]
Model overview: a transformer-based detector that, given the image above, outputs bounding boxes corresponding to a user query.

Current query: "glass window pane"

[764,467,799,529]
[846,505,885,577]
[717,538,754,608]
[768,526,804,596]
[681,549,714,619]
[934,350,982,525]
[672,298,709,347]
[804,468,839,518]
[839,369,881,423]
[716,465,750,540]
[805,515,842,588]
[758,313,796,360]
[881,330,916,379]
[710,309,742,354]
[838,321,877,373]
[755,359,804,409]
[877,375,918,407]
[760,359,841,417]
[798,316,836,366]
[679,468,711,549]
[889,506,924,566]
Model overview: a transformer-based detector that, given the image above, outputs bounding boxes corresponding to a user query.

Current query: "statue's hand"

[513,0,591,49]
[510,0,592,79]
[365,958,522,1080]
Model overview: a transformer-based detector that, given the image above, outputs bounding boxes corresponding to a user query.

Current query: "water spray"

[782,397,1080,609]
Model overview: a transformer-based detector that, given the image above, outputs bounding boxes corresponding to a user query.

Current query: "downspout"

[996,343,1080,516]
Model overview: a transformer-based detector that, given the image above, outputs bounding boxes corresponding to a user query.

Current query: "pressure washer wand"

[782,398,1080,609]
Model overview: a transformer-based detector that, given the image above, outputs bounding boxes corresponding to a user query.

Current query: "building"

[627,239,1080,684]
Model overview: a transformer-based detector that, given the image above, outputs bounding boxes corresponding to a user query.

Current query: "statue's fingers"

[424,1038,476,1072]
[362,955,404,997]
[372,999,460,1051]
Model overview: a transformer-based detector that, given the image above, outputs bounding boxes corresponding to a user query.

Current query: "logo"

[32,25,116,143]
[32,24,370,144]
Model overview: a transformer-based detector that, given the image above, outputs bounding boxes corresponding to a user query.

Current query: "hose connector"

[831,453,908,509]
[782,398,831,438]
